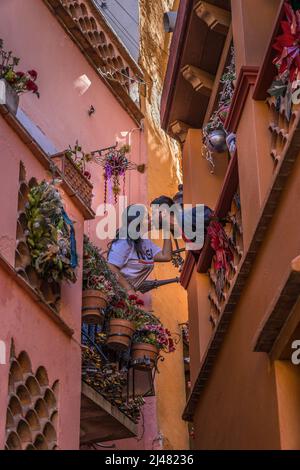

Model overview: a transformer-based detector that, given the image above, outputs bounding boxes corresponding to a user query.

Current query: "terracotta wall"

[0,0,146,449]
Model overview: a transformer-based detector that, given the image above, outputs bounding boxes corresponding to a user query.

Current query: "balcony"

[161,0,231,142]
[80,326,156,444]
[51,151,93,212]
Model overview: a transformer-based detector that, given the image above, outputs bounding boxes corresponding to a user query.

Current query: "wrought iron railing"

[81,323,156,423]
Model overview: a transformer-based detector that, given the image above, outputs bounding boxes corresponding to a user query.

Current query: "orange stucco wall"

[188,74,300,450]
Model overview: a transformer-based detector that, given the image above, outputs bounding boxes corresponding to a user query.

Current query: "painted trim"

[160,0,193,132]
[225,66,260,133]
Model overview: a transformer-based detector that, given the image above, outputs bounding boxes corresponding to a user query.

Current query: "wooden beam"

[194,1,231,36]
[181,65,214,96]
[169,120,190,143]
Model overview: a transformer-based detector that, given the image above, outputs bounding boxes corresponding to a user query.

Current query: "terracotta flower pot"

[107,318,135,351]
[0,79,19,115]
[131,343,159,370]
[82,289,107,324]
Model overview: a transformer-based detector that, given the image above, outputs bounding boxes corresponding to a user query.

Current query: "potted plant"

[82,236,115,324]
[0,39,39,114]
[131,323,176,370]
[64,141,92,180]
[106,296,136,352]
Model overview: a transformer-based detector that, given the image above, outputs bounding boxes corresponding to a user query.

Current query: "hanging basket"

[82,289,107,324]
[131,343,159,370]
[107,318,135,351]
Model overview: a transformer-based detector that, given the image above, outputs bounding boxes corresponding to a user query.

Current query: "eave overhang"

[44,0,144,125]
[161,0,231,142]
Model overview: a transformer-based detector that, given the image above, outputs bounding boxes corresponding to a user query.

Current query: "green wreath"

[25,180,77,283]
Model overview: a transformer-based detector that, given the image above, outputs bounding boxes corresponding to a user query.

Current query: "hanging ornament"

[92,144,145,205]
[202,46,236,172]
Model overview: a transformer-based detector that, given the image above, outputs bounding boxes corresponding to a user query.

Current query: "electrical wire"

[114,0,139,26]
[94,0,170,57]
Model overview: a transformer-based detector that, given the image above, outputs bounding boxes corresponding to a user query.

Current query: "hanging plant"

[132,323,176,353]
[268,1,300,120]
[92,144,146,205]
[83,235,125,298]
[25,181,78,283]
[202,46,236,171]
[0,38,39,97]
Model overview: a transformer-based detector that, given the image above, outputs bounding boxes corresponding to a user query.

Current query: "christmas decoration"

[25,181,78,283]
[202,46,236,171]
[268,1,300,120]
[208,220,233,302]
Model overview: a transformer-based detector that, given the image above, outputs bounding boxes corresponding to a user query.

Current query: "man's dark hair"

[151,195,174,207]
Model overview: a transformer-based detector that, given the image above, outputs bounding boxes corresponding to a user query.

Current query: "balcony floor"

[80,382,138,444]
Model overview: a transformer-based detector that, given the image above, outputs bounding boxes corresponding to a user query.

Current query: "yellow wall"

[139,0,189,450]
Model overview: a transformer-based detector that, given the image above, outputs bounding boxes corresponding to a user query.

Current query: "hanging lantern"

[206,129,228,153]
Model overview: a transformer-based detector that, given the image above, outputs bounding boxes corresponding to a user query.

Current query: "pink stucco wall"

[0,0,155,450]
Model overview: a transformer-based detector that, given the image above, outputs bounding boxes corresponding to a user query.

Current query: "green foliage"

[83,235,125,299]
[25,181,77,283]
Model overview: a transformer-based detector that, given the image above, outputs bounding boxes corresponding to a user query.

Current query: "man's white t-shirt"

[107,239,162,289]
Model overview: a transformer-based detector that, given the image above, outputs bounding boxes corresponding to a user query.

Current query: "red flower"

[272,3,300,83]
[128,294,138,301]
[168,337,175,352]
[136,299,144,306]
[115,300,126,309]
[26,79,38,93]
[84,170,91,180]
[16,71,25,78]
[28,69,38,80]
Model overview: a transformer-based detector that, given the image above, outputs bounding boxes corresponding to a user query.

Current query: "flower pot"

[0,79,19,115]
[131,343,159,370]
[82,289,107,324]
[107,319,135,351]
